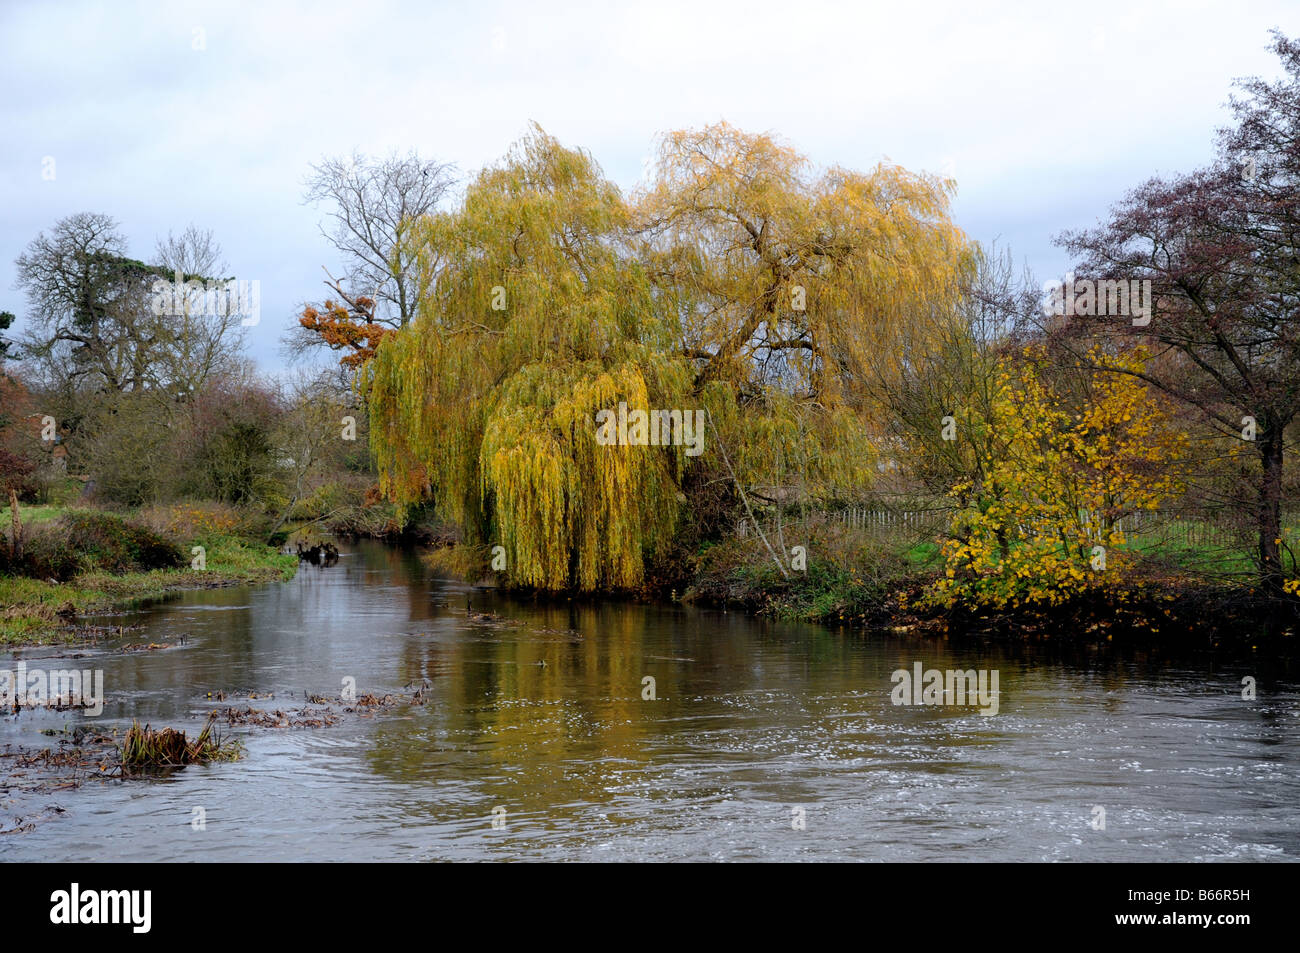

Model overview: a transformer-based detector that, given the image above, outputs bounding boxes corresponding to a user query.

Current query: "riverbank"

[682,543,1298,652]
[1,504,296,647]
[0,556,297,647]
[412,527,1298,651]
[11,496,1287,652]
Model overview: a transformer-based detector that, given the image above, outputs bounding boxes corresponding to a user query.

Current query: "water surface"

[2,540,1297,861]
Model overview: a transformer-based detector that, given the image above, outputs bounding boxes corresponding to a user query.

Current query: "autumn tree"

[637,122,974,508]
[297,280,392,368]
[1058,31,1300,596]
[0,375,38,498]
[368,126,691,590]
[0,312,24,502]
[641,123,971,396]
[930,346,1188,610]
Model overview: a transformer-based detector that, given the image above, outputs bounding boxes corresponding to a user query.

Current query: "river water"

[2,540,1297,861]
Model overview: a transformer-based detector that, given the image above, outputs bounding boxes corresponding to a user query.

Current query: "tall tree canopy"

[639,123,974,497]
[14,213,243,400]
[367,124,973,591]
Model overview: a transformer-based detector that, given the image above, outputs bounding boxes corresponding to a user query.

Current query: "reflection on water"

[1,540,1297,861]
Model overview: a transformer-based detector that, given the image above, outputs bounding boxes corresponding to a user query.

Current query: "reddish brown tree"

[1057,31,1300,595]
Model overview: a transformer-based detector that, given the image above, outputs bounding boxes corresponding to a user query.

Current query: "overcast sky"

[1,0,1294,372]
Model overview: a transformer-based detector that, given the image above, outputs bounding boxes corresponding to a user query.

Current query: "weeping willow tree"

[367,123,974,592]
[636,121,976,501]
[366,126,693,590]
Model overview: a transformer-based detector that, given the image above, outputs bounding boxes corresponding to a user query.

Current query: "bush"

[289,481,354,521]
[0,523,80,580]
[0,510,187,579]
[72,392,174,506]
[35,474,84,506]
[0,448,37,498]
[56,511,186,574]
[681,519,910,621]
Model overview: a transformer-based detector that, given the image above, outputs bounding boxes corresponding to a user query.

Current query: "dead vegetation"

[207,683,430,728]
[1,684,434,832]
[213,705,340,728]
[119,716,241,769]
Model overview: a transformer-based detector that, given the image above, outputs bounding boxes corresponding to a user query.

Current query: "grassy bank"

[680,533,941,624]
[673,518,1299,647]
[1,504,296,647]
[685,555,1295,645]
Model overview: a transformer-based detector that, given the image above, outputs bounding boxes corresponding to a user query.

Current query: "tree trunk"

[1258,420,1284,596]
[9,488,22,562]
[705,410,788,578]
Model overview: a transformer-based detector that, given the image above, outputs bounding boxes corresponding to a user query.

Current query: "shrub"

[0,522,80,580]
[681,518,909,621]
[2,510,189,580]
[55,511,185,574]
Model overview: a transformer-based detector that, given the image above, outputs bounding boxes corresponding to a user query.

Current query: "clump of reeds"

[119,716,241,769]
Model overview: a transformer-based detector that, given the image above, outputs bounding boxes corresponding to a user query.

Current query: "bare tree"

[154,224,227,278]
[302,150,456,332]
[151,225,245,398]
[14,213,244,408]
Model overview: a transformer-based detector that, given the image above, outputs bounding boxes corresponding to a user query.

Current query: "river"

[2,540,1297,861]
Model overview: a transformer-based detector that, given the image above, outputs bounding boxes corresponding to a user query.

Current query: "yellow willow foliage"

[481,359,686,590]
[712,386,877,498]
[637,122,975,436]
[929,346,1189,609]
[366,126,693,590]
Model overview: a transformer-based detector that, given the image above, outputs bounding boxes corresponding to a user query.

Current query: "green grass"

[182,532,299,577]
[758,559,895,623]
[1117,519,1295,578]
[901,540,942,569]
[2,502,63,525]
[0,575,108,643]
